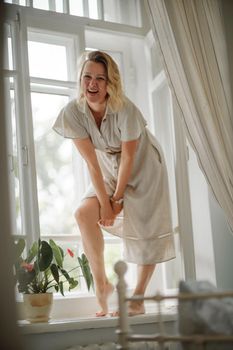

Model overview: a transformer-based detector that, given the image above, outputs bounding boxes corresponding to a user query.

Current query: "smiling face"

[81,61,108,109]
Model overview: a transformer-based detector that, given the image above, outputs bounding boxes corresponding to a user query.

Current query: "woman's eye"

[82,75,106,81]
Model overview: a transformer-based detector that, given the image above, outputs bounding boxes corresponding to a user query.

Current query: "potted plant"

[13,238,93,323]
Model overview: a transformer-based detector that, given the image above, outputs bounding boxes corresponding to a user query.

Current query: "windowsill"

[17,290,178,325]
[18,297,177,334]
[18,309,178,335]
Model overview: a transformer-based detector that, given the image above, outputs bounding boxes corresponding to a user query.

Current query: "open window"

[3,0,190,316]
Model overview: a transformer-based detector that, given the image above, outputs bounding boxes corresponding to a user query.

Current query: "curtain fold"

[144,0,233,232]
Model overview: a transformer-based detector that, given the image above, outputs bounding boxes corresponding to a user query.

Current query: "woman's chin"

[86,95,106,105]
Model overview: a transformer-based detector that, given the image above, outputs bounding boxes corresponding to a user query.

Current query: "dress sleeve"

[118,98,147,142]
[52,101,89,139]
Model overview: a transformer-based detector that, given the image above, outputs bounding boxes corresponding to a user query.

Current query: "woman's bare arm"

[73,137,114,225]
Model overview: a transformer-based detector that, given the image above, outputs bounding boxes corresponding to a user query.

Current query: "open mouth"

[87,89,98,95]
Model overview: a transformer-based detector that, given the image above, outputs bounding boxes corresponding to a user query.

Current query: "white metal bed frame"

[114,261,233,350]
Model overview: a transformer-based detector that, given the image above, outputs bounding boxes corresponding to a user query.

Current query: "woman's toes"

[95,310,107,317]
[109,310,119,317]
[128,301,145,316]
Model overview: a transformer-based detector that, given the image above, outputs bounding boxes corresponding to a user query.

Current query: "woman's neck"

[88,101,106,119]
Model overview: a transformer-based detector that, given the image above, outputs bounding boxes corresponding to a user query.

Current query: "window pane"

[55,0,64,12]
[3,24,13,71]
[5,78,23,236]
[103,0,141,27]
[164,235,183,290]
[4,0,26,5]
[11,89,23,236]
[33,0,49,10]
[31,93,78,236]
[88,0,99,19]
[69,0,84,16]
[150,41,163,78]
[7,37,13,70]
[28,41,68,80]
[49,240,84,292]
[104,240,122,284]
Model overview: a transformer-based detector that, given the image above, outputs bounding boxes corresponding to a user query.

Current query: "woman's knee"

[74,198,100,226]
[74,206,87,225]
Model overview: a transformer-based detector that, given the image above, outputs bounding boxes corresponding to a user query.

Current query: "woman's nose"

[89,78,97,86]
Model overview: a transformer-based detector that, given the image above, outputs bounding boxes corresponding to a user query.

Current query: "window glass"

[69,0,84,16]
[48,240,84,292]
[5,78,23,236]
[164,236,183,290]
[33,0,49,10]
[4,0,142,26]
[104,238,123,284]
[88,0,99,19]
[103,0,141,27]
[3,24,13,71]
[11,89,22,236]
[31,92,77,236]
[55,0,63,13]
[28,41,68,80]
[150,41,163,78]
[7,37,13,70]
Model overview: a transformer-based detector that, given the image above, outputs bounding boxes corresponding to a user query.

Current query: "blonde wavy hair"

[77,50,125,112]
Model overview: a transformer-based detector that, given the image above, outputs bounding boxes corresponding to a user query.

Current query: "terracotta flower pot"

[23,293,53,323]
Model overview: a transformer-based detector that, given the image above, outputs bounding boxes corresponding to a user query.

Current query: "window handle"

[22,145,28,166]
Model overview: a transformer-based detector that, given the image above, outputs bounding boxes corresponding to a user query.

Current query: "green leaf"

[78,254,94,291]
[69,279,78,291]
[38,241,53,271]
[14,239,25,260]
[59,268,71,282]
[26,241,38,263]
[59,281,64,296]
[59,246,64,259]
[49,239,63,267]
[50,264,59,284]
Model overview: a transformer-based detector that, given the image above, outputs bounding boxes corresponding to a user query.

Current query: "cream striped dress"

[53,97,175,264]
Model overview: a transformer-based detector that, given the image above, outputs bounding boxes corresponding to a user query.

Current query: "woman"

[53,50,175,317]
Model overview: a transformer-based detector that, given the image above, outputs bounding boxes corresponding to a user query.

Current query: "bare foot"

[109,310,119,317]
[95,310,108,317]
[128,300,145,316]
[95,282,114,317]
[110,301,145,317]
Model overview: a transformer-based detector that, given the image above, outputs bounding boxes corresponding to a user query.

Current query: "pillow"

[178,280,233,350]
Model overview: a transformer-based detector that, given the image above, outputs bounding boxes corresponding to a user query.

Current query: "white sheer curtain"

[144,0,233,232]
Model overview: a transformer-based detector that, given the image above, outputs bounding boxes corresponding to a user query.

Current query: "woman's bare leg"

[75,197,114,316]
[128,264,156,315]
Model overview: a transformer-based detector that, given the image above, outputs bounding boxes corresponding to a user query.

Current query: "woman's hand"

[111,200,123,216]
[99,200,115,227]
